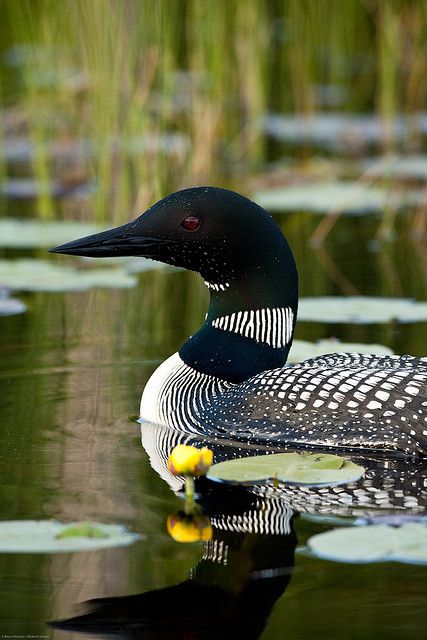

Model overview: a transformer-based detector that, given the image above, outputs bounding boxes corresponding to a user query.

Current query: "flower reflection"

[167,510,213,543]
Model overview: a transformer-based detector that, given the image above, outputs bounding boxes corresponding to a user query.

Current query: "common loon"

[50,186,427,456]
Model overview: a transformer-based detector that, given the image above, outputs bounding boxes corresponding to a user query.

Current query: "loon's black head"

[51,187,298,381]
[50,187,297,303]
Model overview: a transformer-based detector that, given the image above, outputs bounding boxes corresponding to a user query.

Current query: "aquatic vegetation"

[0,259,138,291]
[254,182,422,215]
[0,520,140,553]
[0,290,26,316]
[298,296,427,324]
[208,452,365,487]
[261,114,427,151]
[55,522,109,539]
[167,444,213,477]
[166,445,213,541]
[360,155,427,181]
[167,444,213,518]
[2,1,427,225]
[307,523,427,564]
[0,218,103,248]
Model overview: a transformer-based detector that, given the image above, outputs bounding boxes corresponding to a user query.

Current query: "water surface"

[0,211,426,637]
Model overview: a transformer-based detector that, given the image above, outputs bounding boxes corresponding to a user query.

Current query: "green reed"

[1,0,427,223]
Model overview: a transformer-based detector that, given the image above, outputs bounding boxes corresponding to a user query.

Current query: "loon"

[50,186,427,456]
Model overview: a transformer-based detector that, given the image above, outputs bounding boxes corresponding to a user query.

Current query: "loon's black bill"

[49,222,166,258]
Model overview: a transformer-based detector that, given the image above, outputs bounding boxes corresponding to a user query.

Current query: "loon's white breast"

[140,352,234,431]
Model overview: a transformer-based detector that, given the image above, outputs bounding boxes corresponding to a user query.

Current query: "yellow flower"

[167,444,213,477]
[167,511,212,543]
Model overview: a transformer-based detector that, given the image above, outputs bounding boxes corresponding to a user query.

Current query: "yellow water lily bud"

[167,444,213,476]
[167,511,212,543]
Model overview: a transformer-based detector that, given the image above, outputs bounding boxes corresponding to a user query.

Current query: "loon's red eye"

[181,215,200,231]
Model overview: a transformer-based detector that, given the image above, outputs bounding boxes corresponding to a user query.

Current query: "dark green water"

[0,212,426,638]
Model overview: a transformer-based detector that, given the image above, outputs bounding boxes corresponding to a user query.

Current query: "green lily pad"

[254,182,421,215]
[260,113,426,149]
[288,338,393,363]
[0,259,137,292]
[0,520,140,553]
[0,290,27,316]
[55,522,109,539]
[0,218,103,248]
[360,155,427,180]
[308,523,427,564]
[298,296,427,324]
[207,452,365,487]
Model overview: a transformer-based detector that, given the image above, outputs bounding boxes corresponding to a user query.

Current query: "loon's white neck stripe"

[211,307,294,349]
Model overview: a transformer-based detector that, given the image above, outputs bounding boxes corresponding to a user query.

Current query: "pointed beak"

[49,221,171,258]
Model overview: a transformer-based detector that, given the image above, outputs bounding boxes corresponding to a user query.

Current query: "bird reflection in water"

[51,479,297,640]
[51,421,427,638]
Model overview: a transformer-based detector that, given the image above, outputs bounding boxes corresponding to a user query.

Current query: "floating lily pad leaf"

[121,132,189,158]
[288,338,393,363]
[308,523,427,565]
[298,296,427,324]
[56,522,109,539]
[0,218,103,248]
[78,255,177,274]
[0,259,137,292]
[0,290,26,316]
[208,452,365,487]
[0,520,140,553]
[355,514,427,526]
[3,137,90,164]
[360,155,427,180]
[0,179,94,199]
[260,113,427,148]
[2,133,189,166]
[254,182,420,215]
[123,258,178,274]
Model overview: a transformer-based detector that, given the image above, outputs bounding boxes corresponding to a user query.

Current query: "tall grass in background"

[1,0,427,223]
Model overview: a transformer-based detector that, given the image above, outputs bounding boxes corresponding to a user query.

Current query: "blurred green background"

[2,0,427,226]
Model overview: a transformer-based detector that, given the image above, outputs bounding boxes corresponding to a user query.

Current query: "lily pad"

[254,182,420,215]
[360,155,427,180]
[288,338,393,363]
[0,520,140,553]
[0,259,137,292]
[308,523,427,564]
[260,113,427,149]
[0,179,93,199]
[2,137,90,164]
[1,132,189,165]
[298,296,427,324]
[0,219,179,275]
[0,218,103,248]
[0,290,26,316]
[207,452,365,487]
[56,522,109,539]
